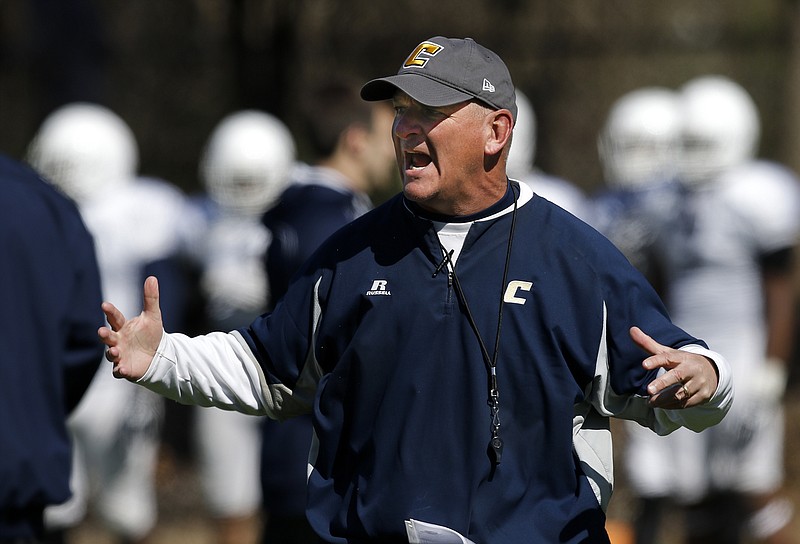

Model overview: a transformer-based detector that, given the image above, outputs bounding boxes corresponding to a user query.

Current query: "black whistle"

[488,436,503,465]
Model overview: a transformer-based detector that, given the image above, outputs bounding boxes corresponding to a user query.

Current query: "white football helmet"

[679,75,760,187]
[200,110,296,216]
[27,102,138,204]
[506,88,537,180]
[598,87,682,189]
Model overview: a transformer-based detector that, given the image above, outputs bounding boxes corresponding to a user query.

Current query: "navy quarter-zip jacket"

[139,181,733,543]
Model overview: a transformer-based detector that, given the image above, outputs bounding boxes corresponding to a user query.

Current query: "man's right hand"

[98,275,164,381]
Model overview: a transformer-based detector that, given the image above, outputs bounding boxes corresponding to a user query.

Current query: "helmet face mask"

[599,87,682,190]
[679,134,731,186]
[201,110,296,216]
[601,136,679,188]
[27,103,139,203]
[678,75,760,187]
[208,170,284,212]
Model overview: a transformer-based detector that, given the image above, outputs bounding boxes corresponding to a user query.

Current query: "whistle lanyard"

[438,184,518,465]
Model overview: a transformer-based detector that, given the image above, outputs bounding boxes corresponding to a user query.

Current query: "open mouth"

[405,151,432,170]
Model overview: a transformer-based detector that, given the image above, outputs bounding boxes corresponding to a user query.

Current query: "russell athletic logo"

[366,279,391,296]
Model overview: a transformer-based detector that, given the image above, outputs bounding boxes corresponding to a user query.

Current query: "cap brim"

[360,73,474,108]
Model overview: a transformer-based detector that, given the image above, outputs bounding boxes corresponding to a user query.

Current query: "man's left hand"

[630,326,719,409]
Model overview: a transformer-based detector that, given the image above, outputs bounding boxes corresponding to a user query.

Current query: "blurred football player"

[28,102,194,544]
[633,76,800,544]
[192,109,296,544]
[590,86,684,289]
[506,89,590,221]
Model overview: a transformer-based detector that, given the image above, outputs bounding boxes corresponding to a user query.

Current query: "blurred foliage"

[1,0,799,195]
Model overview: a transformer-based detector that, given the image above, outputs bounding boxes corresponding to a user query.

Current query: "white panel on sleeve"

[137,330,281,417]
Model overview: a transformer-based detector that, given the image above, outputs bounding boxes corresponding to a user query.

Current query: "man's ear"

[485,109,514,156]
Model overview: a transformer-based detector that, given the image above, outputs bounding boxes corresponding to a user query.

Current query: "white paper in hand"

[405,519,477,544]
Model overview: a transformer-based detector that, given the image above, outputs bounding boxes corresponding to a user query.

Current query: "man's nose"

[393,111,420,140]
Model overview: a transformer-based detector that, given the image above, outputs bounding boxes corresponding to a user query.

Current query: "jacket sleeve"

[137,330,274,415]
[584,302,734,435]
[136,275,326,420]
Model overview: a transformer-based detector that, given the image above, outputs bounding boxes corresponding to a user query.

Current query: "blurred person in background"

[258,77,396,544]
[590,86,684,297]
[589,86,686,543]
[635,76,800,544]
[27,102,195,544]
[506,88,590,221]
[0,153,104,544]
[191,109,296,544]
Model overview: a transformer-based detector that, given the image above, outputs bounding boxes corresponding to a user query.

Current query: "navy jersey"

[263,167,372,306]
[144,182,731,543]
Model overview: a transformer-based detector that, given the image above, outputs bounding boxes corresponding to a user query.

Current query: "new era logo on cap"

[360,36,517,121]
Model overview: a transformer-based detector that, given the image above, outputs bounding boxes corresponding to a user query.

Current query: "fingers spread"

[102,302,126,332]
[646,355,717,408]
[632,326,719,410]
[98,326,117,348]
[630,326,669,357]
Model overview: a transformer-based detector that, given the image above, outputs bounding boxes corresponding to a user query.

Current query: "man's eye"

[422,106,444,118]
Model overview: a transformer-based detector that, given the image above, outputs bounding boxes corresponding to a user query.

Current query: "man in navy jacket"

[99,37,733,543]
[0,154,104,542]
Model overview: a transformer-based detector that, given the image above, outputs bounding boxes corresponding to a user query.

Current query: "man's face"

[391,91,490,216]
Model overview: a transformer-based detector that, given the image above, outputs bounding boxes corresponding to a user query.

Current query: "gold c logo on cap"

[403,42,443,68]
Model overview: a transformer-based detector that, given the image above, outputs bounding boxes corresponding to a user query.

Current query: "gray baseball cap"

[360,36,517,121]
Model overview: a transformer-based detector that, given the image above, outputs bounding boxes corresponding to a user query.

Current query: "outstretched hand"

[630,326,719,409]
[98,276,164,381]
